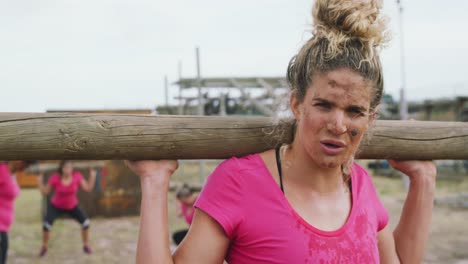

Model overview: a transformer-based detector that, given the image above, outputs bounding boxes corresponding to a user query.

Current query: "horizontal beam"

[25,161,106,174]
[175,77,286,89]
[0,113,466,160]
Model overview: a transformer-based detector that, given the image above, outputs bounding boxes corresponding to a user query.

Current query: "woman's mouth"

[323,142,340,148]
[320,140,345,155]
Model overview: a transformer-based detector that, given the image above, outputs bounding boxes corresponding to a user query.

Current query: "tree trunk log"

[0,113,466,160]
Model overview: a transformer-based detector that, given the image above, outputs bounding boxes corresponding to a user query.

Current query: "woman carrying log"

[37,160,96,256]
[0,162,20,264]
[127,0,436,263]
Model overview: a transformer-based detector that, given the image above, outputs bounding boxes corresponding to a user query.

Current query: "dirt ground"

[7,170,468,264]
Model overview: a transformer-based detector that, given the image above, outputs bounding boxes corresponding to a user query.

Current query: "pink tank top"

[0,162,20,232]
[49,171,83,210]
[181,202,195,225]
[195,154,388,263]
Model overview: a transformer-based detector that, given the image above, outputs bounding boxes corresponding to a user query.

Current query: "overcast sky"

[1,0,467,112]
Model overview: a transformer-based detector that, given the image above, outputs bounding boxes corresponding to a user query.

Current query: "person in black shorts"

[37,161,96,257]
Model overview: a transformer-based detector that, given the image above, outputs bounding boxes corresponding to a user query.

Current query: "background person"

[37,160,96,257]
[0,162,20,264]
[172,184,197,246]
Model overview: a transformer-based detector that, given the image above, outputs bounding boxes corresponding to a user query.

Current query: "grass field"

[7,162,468,263]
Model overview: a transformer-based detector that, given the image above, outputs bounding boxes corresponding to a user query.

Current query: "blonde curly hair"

[271,0,390,179]
[287,0,389,109]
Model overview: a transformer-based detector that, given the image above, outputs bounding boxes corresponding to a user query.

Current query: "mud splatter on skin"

[292,68,372,170]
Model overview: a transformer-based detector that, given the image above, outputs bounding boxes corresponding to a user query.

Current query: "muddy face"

[291,68,374,169]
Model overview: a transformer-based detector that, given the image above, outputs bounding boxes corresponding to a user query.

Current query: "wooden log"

[0,113,467,160]
[359,120,468,160]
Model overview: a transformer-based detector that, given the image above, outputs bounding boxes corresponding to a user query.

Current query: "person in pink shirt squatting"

[172,184,197,246]
[0,162,20,264]
[37,160,96,257]
[127,0,437,263]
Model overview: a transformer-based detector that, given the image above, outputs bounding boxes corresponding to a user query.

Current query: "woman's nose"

[327,111,347,135]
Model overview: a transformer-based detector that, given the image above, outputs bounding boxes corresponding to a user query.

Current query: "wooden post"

[219,93,227,116]
[164,75,169,107]
[195,46,206,182]
[196,47,203,116]
[178,61,184,115]
[0,113,467,160]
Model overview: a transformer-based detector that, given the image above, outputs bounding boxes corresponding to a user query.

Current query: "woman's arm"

[80,168,97,192]
[388,160,436,263]
[0,162,7,185]
[173,209,230,263]
[377,226,399,264]
[126,160,230,264]
[37,173,52,195]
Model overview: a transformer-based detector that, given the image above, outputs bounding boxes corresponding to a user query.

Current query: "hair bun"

[312,0,389,57]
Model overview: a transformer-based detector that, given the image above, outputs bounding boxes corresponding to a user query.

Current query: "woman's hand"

[89,168,97,178]
[125,160,178,184]
[80,168,98,192]
[388,160,436,184]
[387,118,437,184]
[126,160,178,207]
[37,173,51,195]
[37,173,44,186]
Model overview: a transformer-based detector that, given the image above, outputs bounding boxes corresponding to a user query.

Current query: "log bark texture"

[0,113,466,160]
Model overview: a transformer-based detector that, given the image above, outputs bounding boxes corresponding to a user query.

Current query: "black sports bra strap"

[275,147,352,195]
[275,146,284,194]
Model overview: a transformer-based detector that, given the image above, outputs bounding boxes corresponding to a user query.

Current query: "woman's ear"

[369,105,380,122]
[290,91,302,120]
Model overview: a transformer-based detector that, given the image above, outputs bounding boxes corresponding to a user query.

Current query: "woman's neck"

[282,144,345,194]
[61,172,72,179]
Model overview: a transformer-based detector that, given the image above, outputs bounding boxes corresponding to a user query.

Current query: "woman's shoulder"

[351,162,368,175]
[209,153,266,184]
[49,172,60,179]
[350,162,374,186]
[350,162,384,198]
[72,171,83,180]
[48,173,60,184]
[0,162,9,181]
[218,153,264,172]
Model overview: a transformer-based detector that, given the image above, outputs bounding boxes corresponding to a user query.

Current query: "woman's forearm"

[393,176,435,263]
[137,177,174,264]
[37,180,49,195]
[82,170,97,192]
[83,177,96,192]
[89,175,96,190]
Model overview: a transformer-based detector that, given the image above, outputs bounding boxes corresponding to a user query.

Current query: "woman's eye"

[315,103,330,109]
[350,110,365,117]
